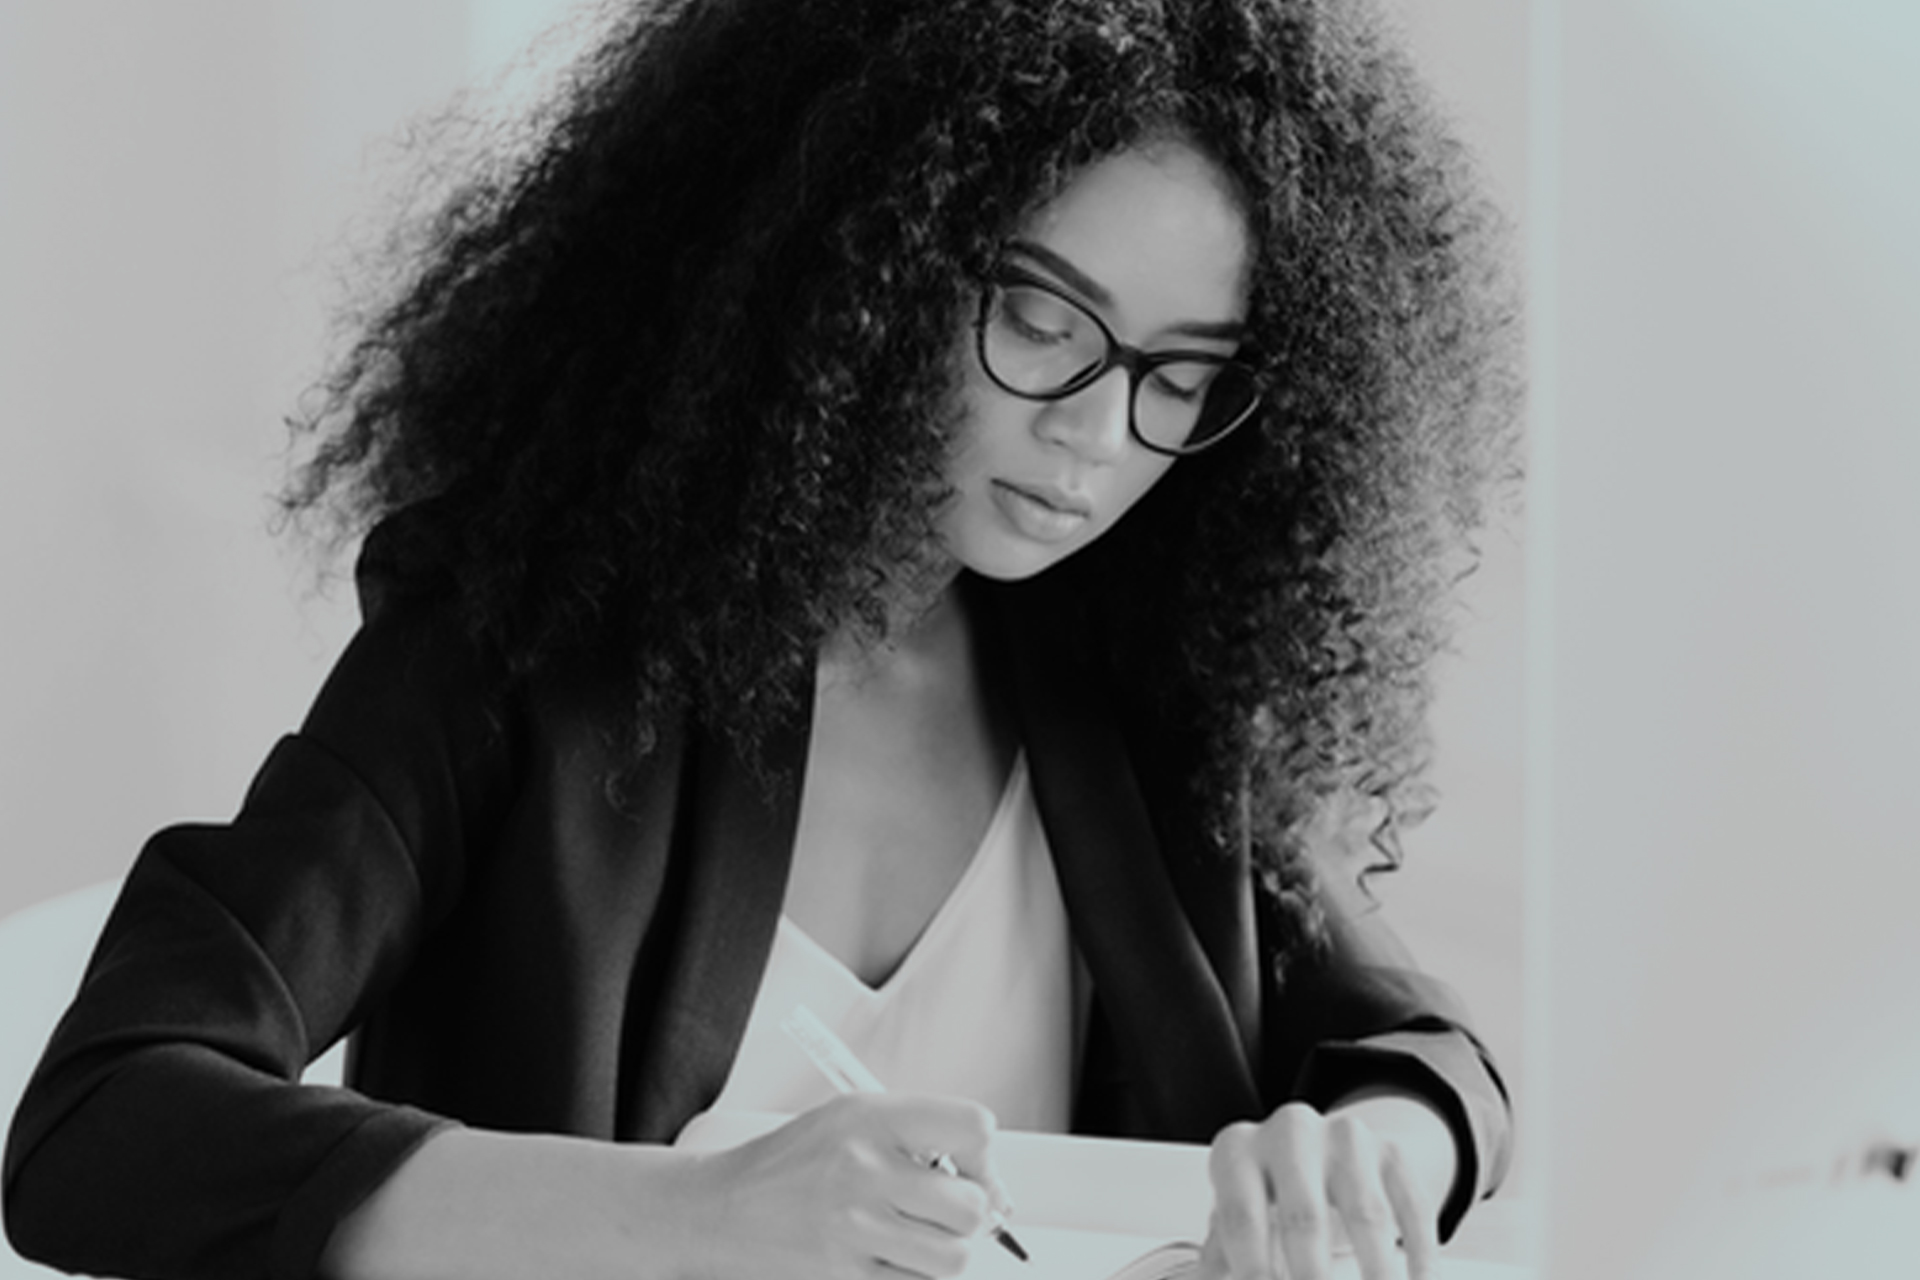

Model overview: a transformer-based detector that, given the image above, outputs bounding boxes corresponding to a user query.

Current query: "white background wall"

[1535,2,1920,1275]
[1,3,473,923]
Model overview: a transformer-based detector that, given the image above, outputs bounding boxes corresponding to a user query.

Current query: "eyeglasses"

[973,264,1264,457]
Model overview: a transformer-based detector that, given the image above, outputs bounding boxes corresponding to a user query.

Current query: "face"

[936,140,1251,581]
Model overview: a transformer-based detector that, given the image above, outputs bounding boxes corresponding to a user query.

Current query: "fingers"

[1195,1222,1234,1280]
[871,1094,1011,1220]
[1208,1121,1277,1280]
[1379,1142,1437,1280]
[853,1192,978,1280]
[1206,1101,1438,1280]
[831,1095,1002,1276]
[884,1096,1007,1195]
[888,1156,992,1240]
[1261,1105,1334,1280]
[707,1094,1002,1280]
[1323,1112,1406,1280]
[1208,1107,1337,1280]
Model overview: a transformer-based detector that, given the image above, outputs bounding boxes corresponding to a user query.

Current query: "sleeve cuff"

[1288,1028,1510,1242]
[272,1103,458,1280]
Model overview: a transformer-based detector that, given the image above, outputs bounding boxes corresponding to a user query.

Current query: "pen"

[781,1005,1030,1264]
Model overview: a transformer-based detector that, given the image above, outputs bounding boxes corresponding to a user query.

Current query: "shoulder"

[302,536,515,800]
[312,512,692,875]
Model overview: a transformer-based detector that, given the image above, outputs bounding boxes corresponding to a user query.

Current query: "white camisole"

[680,751,1075,1135]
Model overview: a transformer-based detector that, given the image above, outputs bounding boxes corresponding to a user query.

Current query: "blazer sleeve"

[2,590,514,1280]
[1259,874,1514,1242]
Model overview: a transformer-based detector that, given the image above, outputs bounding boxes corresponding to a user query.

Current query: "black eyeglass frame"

[972,264,1266,458]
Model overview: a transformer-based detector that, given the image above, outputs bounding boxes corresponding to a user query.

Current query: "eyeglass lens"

[980,279,1257,453]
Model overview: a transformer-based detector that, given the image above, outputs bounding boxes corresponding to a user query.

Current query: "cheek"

[932,398,1001,533]
[942,380,1019,486]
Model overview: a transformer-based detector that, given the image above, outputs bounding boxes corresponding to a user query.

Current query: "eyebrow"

[1005,239,1248,344]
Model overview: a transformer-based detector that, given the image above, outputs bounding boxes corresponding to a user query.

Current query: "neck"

[819,561,969,688]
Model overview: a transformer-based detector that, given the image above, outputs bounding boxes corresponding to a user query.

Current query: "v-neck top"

[679,752,1076,1135]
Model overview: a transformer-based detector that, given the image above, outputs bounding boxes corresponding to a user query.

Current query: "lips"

[990,479,1093,544]
[1005,480,1091,518]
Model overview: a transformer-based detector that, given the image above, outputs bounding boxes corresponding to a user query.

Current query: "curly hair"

[284,0,1521,957]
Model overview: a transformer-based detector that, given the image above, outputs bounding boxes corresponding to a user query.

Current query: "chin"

[954,535,1091,582]
[939,494,1106,582]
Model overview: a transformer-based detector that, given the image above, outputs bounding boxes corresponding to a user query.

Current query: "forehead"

[1016,142,1250,331]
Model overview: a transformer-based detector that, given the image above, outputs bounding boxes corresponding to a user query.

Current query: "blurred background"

[1533,3,1920,1277]
[4,2,1917,1277]
[1,2,579,925]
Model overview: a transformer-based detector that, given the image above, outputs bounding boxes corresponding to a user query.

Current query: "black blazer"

[4,564,1510,1280]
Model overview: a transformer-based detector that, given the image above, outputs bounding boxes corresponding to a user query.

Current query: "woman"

[3,1,1518,1279]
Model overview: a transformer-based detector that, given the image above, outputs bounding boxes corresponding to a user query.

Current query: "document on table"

[675,1111,1533,1280]
[967,1230,1529,1280]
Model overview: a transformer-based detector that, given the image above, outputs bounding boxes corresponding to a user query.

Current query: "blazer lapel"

[979,582,1262,1140]
[620,698,812,1140]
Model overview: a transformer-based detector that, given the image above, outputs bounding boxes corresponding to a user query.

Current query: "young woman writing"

[5,3,1519,1278]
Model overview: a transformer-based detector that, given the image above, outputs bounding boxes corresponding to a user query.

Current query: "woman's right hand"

[687,1093,1009,1280]
[321,1094,1006,1280]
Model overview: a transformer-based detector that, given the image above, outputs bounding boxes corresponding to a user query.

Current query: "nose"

[1034,365,1132,463]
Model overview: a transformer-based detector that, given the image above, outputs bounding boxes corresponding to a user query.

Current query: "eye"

[995,284,1085,347]
[1144,360,1221,404]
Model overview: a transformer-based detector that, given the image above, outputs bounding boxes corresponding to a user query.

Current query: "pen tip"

[994,1227,1030,1263]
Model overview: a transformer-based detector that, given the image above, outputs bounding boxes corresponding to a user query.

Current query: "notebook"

[675,1111,1532,1280]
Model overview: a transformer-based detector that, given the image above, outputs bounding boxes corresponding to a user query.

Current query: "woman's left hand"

[1197,1092,1456,1280]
